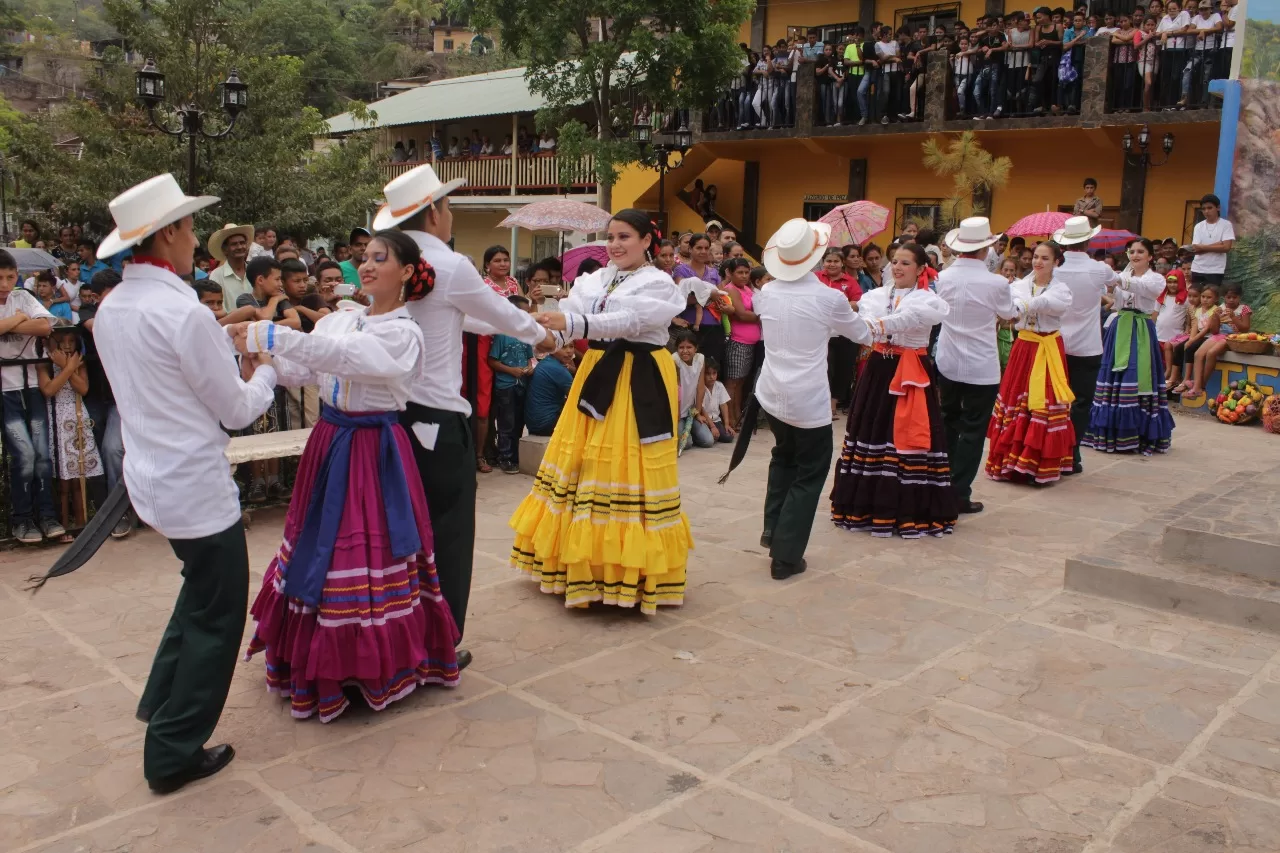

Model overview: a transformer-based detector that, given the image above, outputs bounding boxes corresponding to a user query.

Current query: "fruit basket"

[1263,394,1280,434]
[1224,333,1271,354]
[1209,380,1266,425]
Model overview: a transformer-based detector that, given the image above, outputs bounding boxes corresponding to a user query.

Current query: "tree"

[387,0,442,50]
[463,0,753,210]
[245,0,370,114]
[921,132,1013,227]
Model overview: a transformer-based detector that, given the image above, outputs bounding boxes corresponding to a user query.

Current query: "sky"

[1246,0,1280,23]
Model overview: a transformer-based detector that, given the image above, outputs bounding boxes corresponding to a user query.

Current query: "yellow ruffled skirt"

[509,347,692,613]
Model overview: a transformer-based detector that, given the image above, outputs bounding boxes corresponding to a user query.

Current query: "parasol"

[500,199,612,233]
[817,201,892,247]
[7,248,63,274]
[1088,228,1140,253]
[562,242,608,282]
[1004,211,1070,238]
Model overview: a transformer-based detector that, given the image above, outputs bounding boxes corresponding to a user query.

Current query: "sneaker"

[993,107,1003,118]
[880,115,889,125]
[501,461,520,474]
[110,514,134,539]
[247,481,267,504]
[38,518,66,540]
[12,520,42,544]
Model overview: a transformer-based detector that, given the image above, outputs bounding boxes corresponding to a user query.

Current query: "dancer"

[237,230,460,722]
[510,209,692,613]
[934,218,1019,514]
[92,174,278,793]
[831,243,958,538]
[373,164,554,663]
[1053,215,1116,474]
[985,241,1076,483]
[750,219,873,578]
[1083,237,1174,454]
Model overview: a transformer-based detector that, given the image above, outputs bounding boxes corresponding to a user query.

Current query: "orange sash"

[875,343,932,453]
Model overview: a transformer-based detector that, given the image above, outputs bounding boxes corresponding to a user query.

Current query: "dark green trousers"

[763,413,833,566]
[401,403,476,640]
[139,520,248,782]
[937,374,1000,504]
[1066,353,1102,467]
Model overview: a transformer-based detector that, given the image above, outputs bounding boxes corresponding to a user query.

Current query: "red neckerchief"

[131,255,177,275]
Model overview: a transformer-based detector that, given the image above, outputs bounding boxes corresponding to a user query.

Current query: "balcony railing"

[380,153,597,195]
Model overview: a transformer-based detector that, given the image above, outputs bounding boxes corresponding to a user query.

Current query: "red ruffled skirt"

[985,334,1075,483]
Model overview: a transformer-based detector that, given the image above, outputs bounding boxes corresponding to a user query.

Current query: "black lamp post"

[136,59,249,194]
[1120,124,1174,234]
[633,111,692,236]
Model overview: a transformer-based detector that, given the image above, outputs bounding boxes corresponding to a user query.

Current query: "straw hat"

[943,216,1003,253]
[761,218,831,282]
[206,223,255,263]
[97,174,219,260]
[371,163,467,231]
[1052,215,1102,246]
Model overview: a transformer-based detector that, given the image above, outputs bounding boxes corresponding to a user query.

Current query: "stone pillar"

[1080,34,1112,124]
[742,161,761,251]
[985,0,1005,17]
[796,62,816,135]
[848,158,867,201]
[925,51,948,125]
[859,0,875,29]
[751,0,767,50]
[1117,155,1146,234]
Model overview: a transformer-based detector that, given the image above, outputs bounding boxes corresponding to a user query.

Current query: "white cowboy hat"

[943,216,1003,253]
[98,174,219,260]
[1052,214,1102,246]
[206,222,255,263]
[761,218,831,282]
[371,163,467,231]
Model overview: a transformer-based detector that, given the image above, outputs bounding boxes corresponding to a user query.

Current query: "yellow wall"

[451,209,536,272]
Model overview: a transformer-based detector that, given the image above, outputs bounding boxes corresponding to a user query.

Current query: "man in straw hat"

[1052,214,1113,474]
[727,218,874,579]
[92,173,279,793]
[206,222,254,307]
[935,216,1019,514]
[372,163,554,664]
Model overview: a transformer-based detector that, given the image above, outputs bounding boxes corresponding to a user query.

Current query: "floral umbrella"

[817,201,892,246]
[1088,228,1141,253]
[500,199,612,233]
[1004,211,1070,238]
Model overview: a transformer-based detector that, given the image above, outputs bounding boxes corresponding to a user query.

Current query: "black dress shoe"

[148,744,235,795]
[770,557,807,580]
[1068,463,1083,475]
[136,707,152,724]
[456,649,473,671]
[760,530,773,548]
[958,500,985,514]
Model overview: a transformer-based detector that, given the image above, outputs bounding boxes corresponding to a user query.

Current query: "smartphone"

[541,285,564,299]
[334,283,356,297]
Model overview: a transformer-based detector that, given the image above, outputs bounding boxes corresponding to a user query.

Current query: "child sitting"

[38,323,102,537]
[672,331,704,453]
[1189,282,1250,396]
[692,357,735,447]
[488,295,536,474]
[1175,284,1219,397]
[1155,265,1189,391]
[34,272,73,323]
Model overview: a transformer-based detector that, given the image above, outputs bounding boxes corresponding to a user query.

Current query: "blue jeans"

[973,65,1002,115]
[857,71,876,119]
[493,383,525,465]
[691,419,733,448]
[2,387,56,523]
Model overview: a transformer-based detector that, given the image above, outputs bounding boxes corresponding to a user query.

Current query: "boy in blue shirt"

[525,343,578,435]
[488,294,536,473]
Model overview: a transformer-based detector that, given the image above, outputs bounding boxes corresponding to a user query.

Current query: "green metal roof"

[325,67,545,134]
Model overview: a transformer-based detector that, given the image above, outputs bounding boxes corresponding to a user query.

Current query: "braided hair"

[372,229,436,301]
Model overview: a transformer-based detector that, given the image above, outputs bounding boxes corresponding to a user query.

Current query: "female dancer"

[1082,237,1174,454]
[985,241,1076,484]
[510,210,692,613]
[830,243,958,538]
[239,229,459,722]
[721,256,761,428]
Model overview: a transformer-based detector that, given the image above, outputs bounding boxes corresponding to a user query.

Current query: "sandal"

[476,458,493,474]
[1170,382,1188,396]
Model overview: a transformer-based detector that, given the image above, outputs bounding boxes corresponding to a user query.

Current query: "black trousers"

[937,374,1000,504]
[1066,353,1102,466]
[763,413,833,566]
[139,520,248,781]
[401,403,476,640]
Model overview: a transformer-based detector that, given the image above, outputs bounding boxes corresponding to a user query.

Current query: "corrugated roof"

[325,67,545,134]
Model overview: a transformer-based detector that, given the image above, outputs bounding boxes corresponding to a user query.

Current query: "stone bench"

[1178,352,1279,412]
[519,433,552,476]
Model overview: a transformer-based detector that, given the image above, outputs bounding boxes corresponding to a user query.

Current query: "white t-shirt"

[1096,26,1119,35]
[673,351,704,417]
[1191,218,1236,274]
[1191,13,1222,50]
[1225,4,1239,47]
[1155,297,1188,343]
[700,380,731,421]
[1158,12,1191,49]
[876,40,900,62]
[61,278,82,310]
[0,288,54,392]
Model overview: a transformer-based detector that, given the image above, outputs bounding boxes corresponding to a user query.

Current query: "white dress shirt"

[209,261,252,307]
[94,262,277,540]
[754,272,873,429]
[401,229,545,415]
[934,258,1019,386]
[1011,274,1072,333]
[1057,251,1116,357]
[857,285,949,350]
[243,306,422,412]
[1110,268,1166,314]
[557,264,686,348]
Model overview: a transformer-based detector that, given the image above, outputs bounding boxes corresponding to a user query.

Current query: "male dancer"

[934,217,1018,514]
[371,164,553,663]
[751,219,873,578]
[1052,215,1113,474]
[93,174,278,793]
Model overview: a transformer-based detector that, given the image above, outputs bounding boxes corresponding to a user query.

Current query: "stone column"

[985,0,1005,17]
[796,62,816,135]
[1117,156,1147,234]
[925,51,948,125]
[742,162,761,251]
[848,158,867,201]
[859,0,875,29]
[1080,34,1112,124]
[751,0,767,51]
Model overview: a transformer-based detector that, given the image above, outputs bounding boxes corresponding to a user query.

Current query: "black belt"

[578,340,673,444]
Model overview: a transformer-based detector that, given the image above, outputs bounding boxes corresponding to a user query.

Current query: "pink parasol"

[561,242,608,281]
[500,199,612,233]
[817,201,892,246]
[1088,228,1140,252]
[1004,211,1070,238]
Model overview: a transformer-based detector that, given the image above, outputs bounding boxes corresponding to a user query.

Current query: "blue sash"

[284,405,422,606]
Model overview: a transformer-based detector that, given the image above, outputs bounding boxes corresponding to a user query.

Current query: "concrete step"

[1065,530,1280,634]
[1162,524,1280,585]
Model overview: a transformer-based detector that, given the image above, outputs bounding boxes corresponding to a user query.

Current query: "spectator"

[277,258,325,428]
[339,227,371,285]
[1073,177,1104,223]
[488,294,536,473]
[390,141,408,163]
[448,136,461,157]
[38,322,102,534]
[524,343,577,436]
[691,356,734,446]
[875,25,904,125]
[0,249,62,543]
[12,219,39,248]
[480,136,495,155]
[77,240,109,281]
[237,256,301,328]
[1189,193,1234,287]
[251,224,277,259]
[406,138,418,161]
[78,269,133,538]
[1060,11,1090,112]
[315,260,346,310]
[538,129,557,152]
[34,271,72,322]
[672,331,705,453]
[517,127,532,153]
[953,34,979,115]
[430,134,443,162]
[207,222,255,306]
[52,226,79,265]
[802,30,824,60]
[500,135,514,155]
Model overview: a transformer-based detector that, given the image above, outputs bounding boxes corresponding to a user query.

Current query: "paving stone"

[1185,680,1280,800]
[1111,775,1280,852]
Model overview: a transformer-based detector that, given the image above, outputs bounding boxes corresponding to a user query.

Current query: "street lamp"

[1120,124,1174,233]
[135,59,249,194]
[633,111,692,236]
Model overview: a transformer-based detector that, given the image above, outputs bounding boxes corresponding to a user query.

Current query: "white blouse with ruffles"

[1110,268,1166,315]
[557,264,687,348]
[857,285,950,349]
[1011,275,1073,333]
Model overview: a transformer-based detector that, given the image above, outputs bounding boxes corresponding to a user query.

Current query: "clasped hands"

[225,322,272,366]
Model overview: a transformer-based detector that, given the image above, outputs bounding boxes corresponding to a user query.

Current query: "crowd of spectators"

[388,127,560,164]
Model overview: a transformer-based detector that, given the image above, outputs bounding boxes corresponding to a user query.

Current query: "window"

[443,38,454,51]
[894,198,944,232]
[1182,200,1205,245]
[803,201,841,221]
[532,235,560,262]
[895,3,961,34]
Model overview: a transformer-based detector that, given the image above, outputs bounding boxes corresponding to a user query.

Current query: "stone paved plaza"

[3,414,1280,853]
